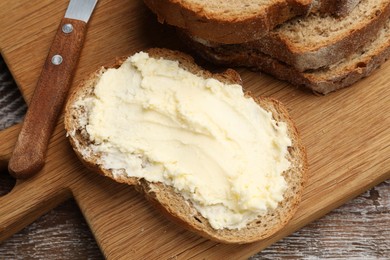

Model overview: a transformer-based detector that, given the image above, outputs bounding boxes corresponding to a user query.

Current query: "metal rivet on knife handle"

[51,55,63,65]
[62,23,73,34]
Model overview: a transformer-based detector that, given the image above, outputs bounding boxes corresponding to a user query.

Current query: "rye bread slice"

[64,48,307,244]
[180,19,390,94]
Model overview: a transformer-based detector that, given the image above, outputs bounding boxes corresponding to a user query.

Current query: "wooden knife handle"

[8,18,87,179]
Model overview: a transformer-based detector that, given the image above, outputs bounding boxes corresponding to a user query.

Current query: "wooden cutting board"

[0,0,389,259]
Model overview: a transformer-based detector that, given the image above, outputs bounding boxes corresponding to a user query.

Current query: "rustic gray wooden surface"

[0,56,389,259]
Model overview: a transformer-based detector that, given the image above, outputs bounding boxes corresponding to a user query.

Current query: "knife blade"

[8,0,98,179]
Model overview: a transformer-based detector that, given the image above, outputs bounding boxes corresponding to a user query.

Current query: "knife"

[8,0,98,179]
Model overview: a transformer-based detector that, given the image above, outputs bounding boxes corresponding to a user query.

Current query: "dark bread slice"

[64,48,307,244]
[180,19,390,94]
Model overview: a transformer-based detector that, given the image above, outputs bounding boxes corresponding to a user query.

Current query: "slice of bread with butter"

[64,48,307,244]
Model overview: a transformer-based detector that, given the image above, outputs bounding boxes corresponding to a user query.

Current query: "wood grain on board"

[0,184,387,259]
[0,0,389,259]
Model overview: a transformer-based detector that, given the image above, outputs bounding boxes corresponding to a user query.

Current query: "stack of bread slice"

[144,0,390,94]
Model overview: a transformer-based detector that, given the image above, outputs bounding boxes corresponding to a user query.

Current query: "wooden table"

[0,55,389,259]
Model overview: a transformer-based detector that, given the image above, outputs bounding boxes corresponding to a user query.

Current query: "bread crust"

[143,0,312,44]
[64,48,307,243]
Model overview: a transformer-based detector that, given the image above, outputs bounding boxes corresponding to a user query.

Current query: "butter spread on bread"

[65,48,307,243]
[74,51,291,229]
